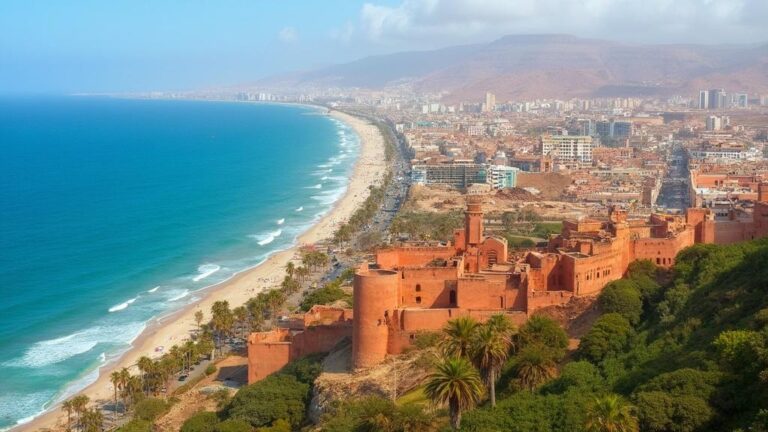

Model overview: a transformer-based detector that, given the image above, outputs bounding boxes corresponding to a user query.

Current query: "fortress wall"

[303,306,353,326]
[712,220,753,245]
[247,329,292,384]
[755,202,768,238]
[376,247,455,269]
[292,324,352,358]
[399,266,458,308]
[567,250,623,296]
[457,277,507,309]
[527,290,574,313]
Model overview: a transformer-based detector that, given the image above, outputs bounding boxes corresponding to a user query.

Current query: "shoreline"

[14,108,387,432]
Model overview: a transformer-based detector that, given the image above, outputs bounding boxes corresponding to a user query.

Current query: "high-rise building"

[699,90,709,110]
[540,135,593,163]
[734,93,748,108]
[706,115,722,131]
[577,119,595,136]
[708,89,726,109]
[596,120,612,138]
[595,120,632,138]
[483,92,496,112]
[612,121,633,138]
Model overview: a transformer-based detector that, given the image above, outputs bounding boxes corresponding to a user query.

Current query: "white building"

[540,134,593,163]
[487,165,519,189]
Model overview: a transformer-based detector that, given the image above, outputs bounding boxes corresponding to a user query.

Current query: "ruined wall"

[478,236,508,268]
[527,290,574,313]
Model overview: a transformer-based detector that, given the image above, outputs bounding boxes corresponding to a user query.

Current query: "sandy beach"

[15,109,387,432]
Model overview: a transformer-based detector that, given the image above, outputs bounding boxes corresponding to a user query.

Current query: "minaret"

[465,196,484,247]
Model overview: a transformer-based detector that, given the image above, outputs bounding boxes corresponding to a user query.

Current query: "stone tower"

[351,264,399,369]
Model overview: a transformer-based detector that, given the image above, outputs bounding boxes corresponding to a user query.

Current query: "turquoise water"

[0,97,358,428]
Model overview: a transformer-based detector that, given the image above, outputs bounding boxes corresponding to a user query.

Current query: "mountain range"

[262,34,768,100]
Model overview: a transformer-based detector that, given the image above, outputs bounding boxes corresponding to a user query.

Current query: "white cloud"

[358,0,768,45]
[278,27,299,44]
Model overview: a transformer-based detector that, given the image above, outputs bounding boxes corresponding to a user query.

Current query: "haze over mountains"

[263,34,768,100]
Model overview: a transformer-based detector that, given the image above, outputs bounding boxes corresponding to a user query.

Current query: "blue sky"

[2,0,767,93]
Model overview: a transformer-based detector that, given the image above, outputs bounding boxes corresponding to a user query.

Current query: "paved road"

[657,144,690,211]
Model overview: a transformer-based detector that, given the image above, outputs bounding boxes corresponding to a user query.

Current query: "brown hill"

[263,34,768,99]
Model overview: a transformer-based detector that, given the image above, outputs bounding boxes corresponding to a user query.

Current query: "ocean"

[0,97,359,428]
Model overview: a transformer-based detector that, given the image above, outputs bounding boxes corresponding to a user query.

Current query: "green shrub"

[542,361,605,394]
[279,353,325,385]
[133,397,169,421]
[224,374,309,428]
[256,419,292,432]
[181,412,220,432]
[578,313,632,362]
[205,364,217,376]
[216,419,252,432]
[517,315,569,359]
[300,284,351,311]
[598,280,643,325]
[412,331,441,349]
[634,391,713,432]
[117,419,152,432]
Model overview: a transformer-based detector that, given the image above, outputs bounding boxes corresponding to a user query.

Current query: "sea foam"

[108,296,138,313]
[4,322,146,369]
[251,229,283,246]
[192,264,220,282]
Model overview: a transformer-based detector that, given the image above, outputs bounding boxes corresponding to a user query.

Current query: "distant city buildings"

[411,161,487,188]
[482,92,496,112]
[540,134,593,163]
[487,165,519,189]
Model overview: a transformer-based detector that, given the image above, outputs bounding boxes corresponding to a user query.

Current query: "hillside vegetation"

[461,238,768,431]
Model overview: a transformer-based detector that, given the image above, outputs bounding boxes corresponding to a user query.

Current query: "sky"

[1,0,767,93]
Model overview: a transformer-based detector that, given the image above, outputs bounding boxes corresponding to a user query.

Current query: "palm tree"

[81,408,104,432]
[471,323,511,407]
[194,310,204,333]
[296,266,310,283]
[515,345,557,390]
[109,370,121,421]
[118,368,131,415]
[285,261,296,278]
[211,300,234,354]
[125,375,143,409]
[424,357,484,430]
[70,395,89,431]
[233,306,248,340]
[584,394,639,432]
[441,316,479,358]
[137,356,154,395]
[62,400,74,431]
[486,314,515,341]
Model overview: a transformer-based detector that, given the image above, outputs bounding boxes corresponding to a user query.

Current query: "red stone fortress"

[249,190,768,379]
